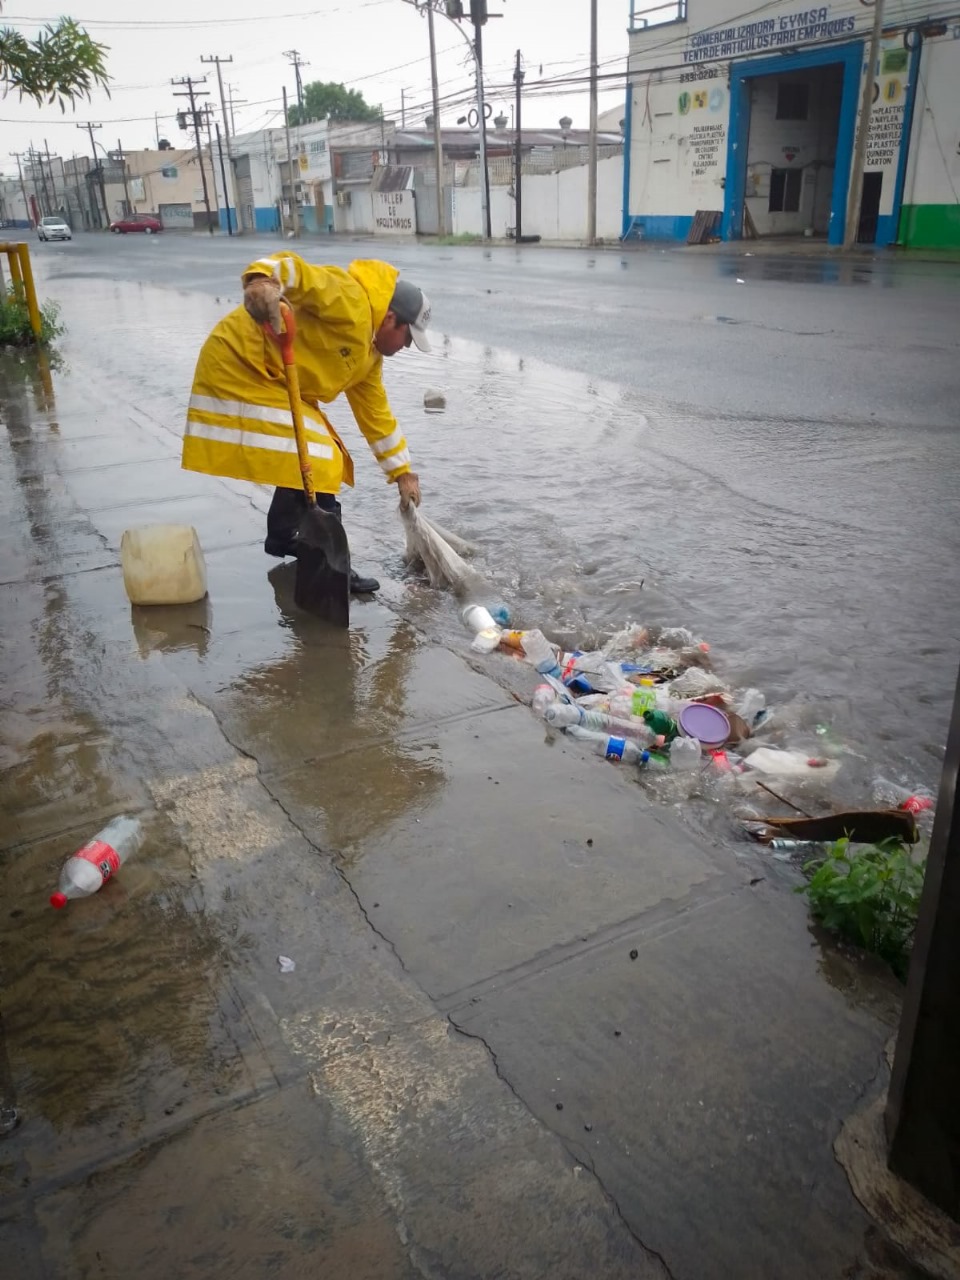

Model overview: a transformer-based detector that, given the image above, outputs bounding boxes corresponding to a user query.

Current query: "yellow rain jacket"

[181,254,412,493]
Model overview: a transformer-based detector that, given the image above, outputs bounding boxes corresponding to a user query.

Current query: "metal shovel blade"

[294,506,351,628]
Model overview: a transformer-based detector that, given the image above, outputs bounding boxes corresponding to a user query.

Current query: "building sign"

[691,123,726,178]
[684,5,856,63]
[373,189,414,234]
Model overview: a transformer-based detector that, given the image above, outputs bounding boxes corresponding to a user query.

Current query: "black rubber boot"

[350,571,380,595]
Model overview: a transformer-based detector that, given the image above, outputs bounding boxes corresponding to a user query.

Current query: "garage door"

[158,202,193,230]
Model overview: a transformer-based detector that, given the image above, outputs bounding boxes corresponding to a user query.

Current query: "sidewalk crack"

[446,1014,675,1280]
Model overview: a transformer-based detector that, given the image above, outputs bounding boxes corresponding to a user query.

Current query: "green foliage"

[797,838,926,979]
[0,290,63,347]
[0,13,109,109]
[288,81,380,126]
[436,233,482,245]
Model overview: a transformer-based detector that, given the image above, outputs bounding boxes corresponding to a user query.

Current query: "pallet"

[687,209,722,245]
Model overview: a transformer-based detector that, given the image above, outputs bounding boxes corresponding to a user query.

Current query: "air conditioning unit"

[336,190,351,207]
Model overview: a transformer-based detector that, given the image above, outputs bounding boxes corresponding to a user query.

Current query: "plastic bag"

[401,504,483,595]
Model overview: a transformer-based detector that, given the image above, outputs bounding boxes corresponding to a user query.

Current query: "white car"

[38,216,72,242]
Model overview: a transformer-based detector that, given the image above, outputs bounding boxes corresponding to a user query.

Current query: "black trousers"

[266,487,342,545]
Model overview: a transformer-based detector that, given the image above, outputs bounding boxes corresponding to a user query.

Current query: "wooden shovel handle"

[262,302,315,505]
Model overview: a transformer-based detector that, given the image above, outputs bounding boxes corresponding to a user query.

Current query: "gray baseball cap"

[389,277,431,352]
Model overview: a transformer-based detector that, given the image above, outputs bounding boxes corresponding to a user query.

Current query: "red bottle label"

[76,839,121,881]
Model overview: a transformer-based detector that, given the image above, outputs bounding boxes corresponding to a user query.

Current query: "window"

[161,166,178,178]
[776,82,809,120]
[769,167,802,213]
[309,140,327,155]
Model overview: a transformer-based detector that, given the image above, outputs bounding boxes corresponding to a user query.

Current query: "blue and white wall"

[624,0,960,248]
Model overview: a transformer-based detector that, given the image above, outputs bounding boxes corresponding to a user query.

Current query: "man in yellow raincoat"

[181,252,429,594]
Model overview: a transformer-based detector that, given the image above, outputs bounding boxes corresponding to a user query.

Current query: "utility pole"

[116,138,132,213]
[470,0,492,240]
[78,122,107,228]
[10,153,33,227]
[282,84,300,238]
[44,140,60,214]
[401,87,408,128]
[172,76,214,234]
[587,0,599,244]
[202,54,236,234]
[513,49,523,241]
[844,0,885,249]
[283,49,307,114]
[426,2,445,236]
[70,152,86,227]
[228,84,246,136]
[30,144,51,216]
[155,113,161,149]
[215,123,233,236]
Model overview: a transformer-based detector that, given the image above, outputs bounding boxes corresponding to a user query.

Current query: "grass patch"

[0,290,63,347]
[435,233,482,246]
[796,837,925,980]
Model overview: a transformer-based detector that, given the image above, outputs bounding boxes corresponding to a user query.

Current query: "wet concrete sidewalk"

[0,310,919,1278]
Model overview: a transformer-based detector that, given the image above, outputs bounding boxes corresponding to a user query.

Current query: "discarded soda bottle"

[565,725,650,764]
[642,709,679,741]
[873,778,935,814]
[50,816,144,909]
[521,629,563,679]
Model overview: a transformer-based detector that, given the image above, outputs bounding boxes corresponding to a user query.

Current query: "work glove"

[397,471,421,511]
[244,276,283,331]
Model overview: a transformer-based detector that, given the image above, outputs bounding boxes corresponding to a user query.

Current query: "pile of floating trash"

[458,603,935,853]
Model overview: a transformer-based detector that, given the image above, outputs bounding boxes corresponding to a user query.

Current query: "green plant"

[0,13,109,109]
[436,233,482,245]
[797,838,926,979]
[0,291,63,346]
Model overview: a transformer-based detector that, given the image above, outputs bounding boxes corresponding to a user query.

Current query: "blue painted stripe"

[624,214,694,242]
[722,41,864,247]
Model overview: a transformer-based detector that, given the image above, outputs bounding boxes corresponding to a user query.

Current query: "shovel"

[263,302,350,628]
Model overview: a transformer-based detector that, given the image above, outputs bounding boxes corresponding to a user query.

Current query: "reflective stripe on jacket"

[181,254,412,491]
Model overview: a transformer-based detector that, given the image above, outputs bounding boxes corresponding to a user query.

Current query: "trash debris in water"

[50,815,144,909]
[278,955,296,973]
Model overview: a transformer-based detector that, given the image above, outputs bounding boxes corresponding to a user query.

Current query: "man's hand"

[397,471,421,510]
[244,275,283,330]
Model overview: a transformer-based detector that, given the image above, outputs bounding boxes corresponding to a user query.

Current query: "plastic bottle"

[609,684,658,718]
[50,816,144,909]
[532,684,557,716]
[735,688,766,723]
[546,704,656,743]
[521,629,563,679]
[669,735,702,771]
[873,778,935,814]
[642,709,679,741]
[565,725,650,765]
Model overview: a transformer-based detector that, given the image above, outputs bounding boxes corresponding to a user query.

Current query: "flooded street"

[2,232,957,1279]
[40,235,960,810]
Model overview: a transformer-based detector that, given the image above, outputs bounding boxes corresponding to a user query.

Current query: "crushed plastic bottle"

[669,735,702,771]
[735,688,766,723]
[50,816,144,909]
[565,725,650,764]
[642,709,680,742]
[532,684,557,716]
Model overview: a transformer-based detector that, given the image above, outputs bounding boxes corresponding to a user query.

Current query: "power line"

[0,1,391,28]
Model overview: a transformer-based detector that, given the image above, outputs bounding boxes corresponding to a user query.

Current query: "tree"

[0,12,109,110]
[288,81,380,127]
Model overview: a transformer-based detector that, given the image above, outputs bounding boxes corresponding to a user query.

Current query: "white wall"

[902,35,960,209]
[336,190,374,234]
[519,154,623,241]
[449,186,514,238]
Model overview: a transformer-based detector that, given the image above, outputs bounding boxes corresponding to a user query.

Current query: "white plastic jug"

[120,524,208,606]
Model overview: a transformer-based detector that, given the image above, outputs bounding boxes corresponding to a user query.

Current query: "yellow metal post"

[6,244,24,301]
[16,243,42,339]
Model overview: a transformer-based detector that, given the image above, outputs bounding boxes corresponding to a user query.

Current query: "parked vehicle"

[37,216,72,242]
[109,214,162,235]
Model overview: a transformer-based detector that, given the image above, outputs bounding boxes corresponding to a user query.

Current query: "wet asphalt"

[1,230,956,1279]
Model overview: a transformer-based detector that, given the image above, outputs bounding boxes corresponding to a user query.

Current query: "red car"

[110,214,162,235]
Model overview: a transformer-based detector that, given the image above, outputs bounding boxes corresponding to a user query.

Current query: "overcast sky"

[0,0,630,173]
